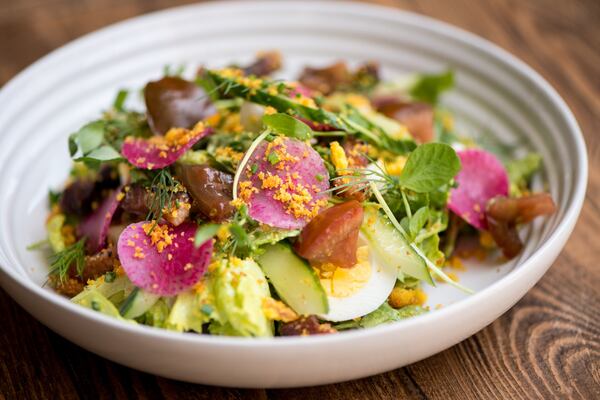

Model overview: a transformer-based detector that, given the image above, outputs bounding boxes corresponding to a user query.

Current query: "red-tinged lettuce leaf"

[239,137,330,229]
[448,149,509,230]
[121,124,212,170]
[78,187,124,254]
[117,221,213,296]
[145,77,216,135]
[296,117,338,132]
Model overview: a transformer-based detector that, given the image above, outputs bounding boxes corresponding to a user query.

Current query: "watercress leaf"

[399,143,460,193]
[262,113,313,140]
[68,134,78,157]
[195,223,221,247]
[409,206,429,238]
[76,121,105,155]
[410,70,454,104]
[48,190,61,206]
[113,89,129,112]
[78,145,122,162]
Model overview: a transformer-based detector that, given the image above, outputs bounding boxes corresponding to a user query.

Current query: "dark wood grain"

[1,0,599,398]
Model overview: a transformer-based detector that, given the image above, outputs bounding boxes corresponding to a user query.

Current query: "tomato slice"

[294,200,364,268]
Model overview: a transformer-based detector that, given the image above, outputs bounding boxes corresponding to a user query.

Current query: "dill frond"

[146,168,180,228]
[48,238,86,282]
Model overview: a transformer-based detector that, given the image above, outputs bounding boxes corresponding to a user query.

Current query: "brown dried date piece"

[280,315,336,336]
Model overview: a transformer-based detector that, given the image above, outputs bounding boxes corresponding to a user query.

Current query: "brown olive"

[177,164,235,222]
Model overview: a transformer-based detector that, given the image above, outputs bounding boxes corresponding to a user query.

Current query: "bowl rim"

[0,0,588,348]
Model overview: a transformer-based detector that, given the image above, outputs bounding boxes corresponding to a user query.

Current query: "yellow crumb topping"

[142,222,174,253]
[446,256,466,271]
[216,225,230,242]
[388,287,428,308]
[384,156,407,176]
[262,298,298,322]
[329,141,348,171]
[479,231,496,249]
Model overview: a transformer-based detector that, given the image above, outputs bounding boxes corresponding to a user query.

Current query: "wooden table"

[1,0,598,398]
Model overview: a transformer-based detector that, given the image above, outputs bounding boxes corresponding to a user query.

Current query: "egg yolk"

[317,246,372,298]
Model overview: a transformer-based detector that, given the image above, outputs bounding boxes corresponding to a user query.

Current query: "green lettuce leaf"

[335,303,426,330]
[506,153,542,196]
[210,258,273,337]
[165,277,218,333]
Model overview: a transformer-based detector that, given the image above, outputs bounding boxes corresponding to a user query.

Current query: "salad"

[33,52,556,337]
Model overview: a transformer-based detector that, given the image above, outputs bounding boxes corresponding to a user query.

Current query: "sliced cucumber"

[72,289,122,319]
[71,274,133,305]
[362,207,433,285]
[257,243,328,315]
[119,287,161,319]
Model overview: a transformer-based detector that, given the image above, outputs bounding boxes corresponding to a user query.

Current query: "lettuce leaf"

[210,258,273,337]
[335,303,426,330]
[165,277,218,333]
[506,153,542,196]
[137,299,170,328]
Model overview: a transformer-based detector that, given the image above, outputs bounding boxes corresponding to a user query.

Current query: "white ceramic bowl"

[0,1,587,388]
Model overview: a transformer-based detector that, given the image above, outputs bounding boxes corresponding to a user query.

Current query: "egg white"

[318,236,398,322]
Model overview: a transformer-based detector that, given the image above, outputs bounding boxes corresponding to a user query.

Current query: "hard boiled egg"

[317,237,397,322]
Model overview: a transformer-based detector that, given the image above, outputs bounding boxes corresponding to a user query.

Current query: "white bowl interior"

[0,1,585,387]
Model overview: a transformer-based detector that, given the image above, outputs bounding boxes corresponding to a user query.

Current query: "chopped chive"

[315,174,324,182]
[250,164,258,174]
[267,152,280,165]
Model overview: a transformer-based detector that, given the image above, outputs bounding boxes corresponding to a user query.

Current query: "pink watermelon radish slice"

[448,149,509,230]
[79,186,123,254]
[117,221,213,296]
[121,123,212,170]
[239,137,330,229]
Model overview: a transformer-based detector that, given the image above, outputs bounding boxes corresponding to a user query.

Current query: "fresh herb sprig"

[48,238,86,282]
[204,70,416,155]
[68,92,151,166]
[146,168,180,225]
[369,181,472,293]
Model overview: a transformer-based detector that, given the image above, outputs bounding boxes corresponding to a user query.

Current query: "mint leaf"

[262,113,313,140]
[410,70,454,104]
[398,143,460,193]
[195,223,221,247]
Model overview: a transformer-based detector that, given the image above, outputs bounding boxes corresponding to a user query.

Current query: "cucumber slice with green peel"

[257,243,328,315]
[362,207,434,285]
[72,289,123,319]
[71,274,134,305]
[119,287,161,319]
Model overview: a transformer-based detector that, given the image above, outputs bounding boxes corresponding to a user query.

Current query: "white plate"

[0,1,587,388]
